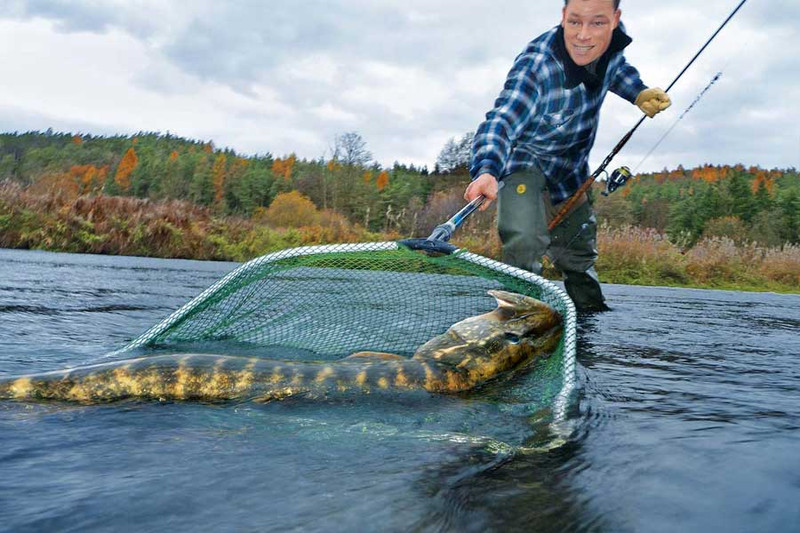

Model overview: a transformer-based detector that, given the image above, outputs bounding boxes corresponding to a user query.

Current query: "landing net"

[114,242,577,426]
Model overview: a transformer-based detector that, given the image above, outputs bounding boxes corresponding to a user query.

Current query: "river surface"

[1,248,798,532]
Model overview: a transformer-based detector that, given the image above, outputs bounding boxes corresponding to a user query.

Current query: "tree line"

[1,129,798,248]
[594,164,800,248]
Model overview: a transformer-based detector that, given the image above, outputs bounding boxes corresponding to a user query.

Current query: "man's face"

[561,0,621,66]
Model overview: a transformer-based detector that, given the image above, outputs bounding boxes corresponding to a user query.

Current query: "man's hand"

[635,88,671,118]
[464,173,499,211]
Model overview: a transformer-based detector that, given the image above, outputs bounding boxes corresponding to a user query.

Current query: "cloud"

[0,1,796,171]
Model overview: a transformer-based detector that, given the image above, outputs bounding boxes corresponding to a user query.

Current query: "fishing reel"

[601,166,632,196]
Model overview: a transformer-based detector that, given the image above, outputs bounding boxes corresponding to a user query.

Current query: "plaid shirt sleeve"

[608,57,647,103]
[469,52,545,180]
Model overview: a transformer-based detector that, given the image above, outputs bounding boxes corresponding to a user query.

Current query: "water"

[1,248,799,532]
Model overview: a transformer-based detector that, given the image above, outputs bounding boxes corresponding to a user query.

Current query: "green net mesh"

[114,242,577,424]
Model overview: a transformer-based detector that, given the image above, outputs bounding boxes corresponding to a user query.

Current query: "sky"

[0,0,797,174]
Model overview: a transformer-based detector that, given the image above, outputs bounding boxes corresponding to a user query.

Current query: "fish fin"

[345,351,405,361]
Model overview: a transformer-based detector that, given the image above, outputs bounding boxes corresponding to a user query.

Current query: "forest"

[0,130,798,292]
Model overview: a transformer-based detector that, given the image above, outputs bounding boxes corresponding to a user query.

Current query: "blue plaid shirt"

[470,24,647,203]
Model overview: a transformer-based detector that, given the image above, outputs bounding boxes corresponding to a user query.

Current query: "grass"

[596,225,800,293]
[1,185,798,294]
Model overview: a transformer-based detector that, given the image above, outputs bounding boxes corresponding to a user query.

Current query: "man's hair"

[564,0,621,10]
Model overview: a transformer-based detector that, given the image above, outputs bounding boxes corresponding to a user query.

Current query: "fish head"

[416,290,562,377]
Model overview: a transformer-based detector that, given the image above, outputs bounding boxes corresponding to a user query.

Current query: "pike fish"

[0,291,561,404]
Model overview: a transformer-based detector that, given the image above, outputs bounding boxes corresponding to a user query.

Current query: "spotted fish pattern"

[0,291,562,403]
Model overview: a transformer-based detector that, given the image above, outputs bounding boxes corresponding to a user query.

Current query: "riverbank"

[1,185,798,294]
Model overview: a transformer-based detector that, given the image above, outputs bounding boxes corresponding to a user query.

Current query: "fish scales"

[0,291,562,403]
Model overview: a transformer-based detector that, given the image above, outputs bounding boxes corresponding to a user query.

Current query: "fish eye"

[504,333,521,344]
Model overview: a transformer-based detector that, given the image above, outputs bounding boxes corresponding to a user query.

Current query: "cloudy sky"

[1,0,796,173]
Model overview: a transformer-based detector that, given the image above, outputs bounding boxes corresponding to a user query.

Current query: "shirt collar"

[554,24,633,90]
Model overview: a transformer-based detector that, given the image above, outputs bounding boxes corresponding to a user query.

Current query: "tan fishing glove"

[635,88,671,118]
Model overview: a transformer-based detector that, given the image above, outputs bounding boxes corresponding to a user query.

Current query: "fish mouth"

[488,290,561,330]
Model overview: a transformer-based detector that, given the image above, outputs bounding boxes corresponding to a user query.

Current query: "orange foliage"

[690,164,721,183]
[69,164,107,194]
[363,171,373,184]
[668,165,686,181]
[82,167,96,190]
[72,135,83,146]
[751,170,774,193]
[26,172,80,198]
[203,143,213,154]
[326,159,341,173]
[376,170,389,191]
[651,166,688,183]
[272,155,296,181]
[259,190,318,227]
[169,151,179,163]
[212,153,227,204]
[115,147,138,191]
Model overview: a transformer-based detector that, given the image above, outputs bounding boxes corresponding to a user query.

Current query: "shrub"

[702,216,748,245]
[596,225,688,285]
[260,191,319,228]
[684,237,760,286]
[759,244,800,286]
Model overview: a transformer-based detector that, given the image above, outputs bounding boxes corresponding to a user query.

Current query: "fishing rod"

[633,71,723,173]
[546,0,748,230]
[418,0,748,249]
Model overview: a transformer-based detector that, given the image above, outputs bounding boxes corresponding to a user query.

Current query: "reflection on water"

[1,248,799,532]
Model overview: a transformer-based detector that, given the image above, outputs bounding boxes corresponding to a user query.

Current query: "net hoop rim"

[110,241,578,434]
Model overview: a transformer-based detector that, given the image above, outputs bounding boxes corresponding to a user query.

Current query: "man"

[464,0,670,312]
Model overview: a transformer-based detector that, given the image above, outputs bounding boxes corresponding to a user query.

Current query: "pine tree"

[753,178,773,213]
[727,170,755,222]
[778,189,800,243]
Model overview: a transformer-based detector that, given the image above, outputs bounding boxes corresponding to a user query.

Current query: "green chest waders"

[497,167,608,312]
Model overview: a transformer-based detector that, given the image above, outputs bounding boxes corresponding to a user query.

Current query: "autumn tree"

[114,147,138,192]
[375,170,389,191]
[212,153,228,205]
[272,155,296,182]
[260,190,319,227]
